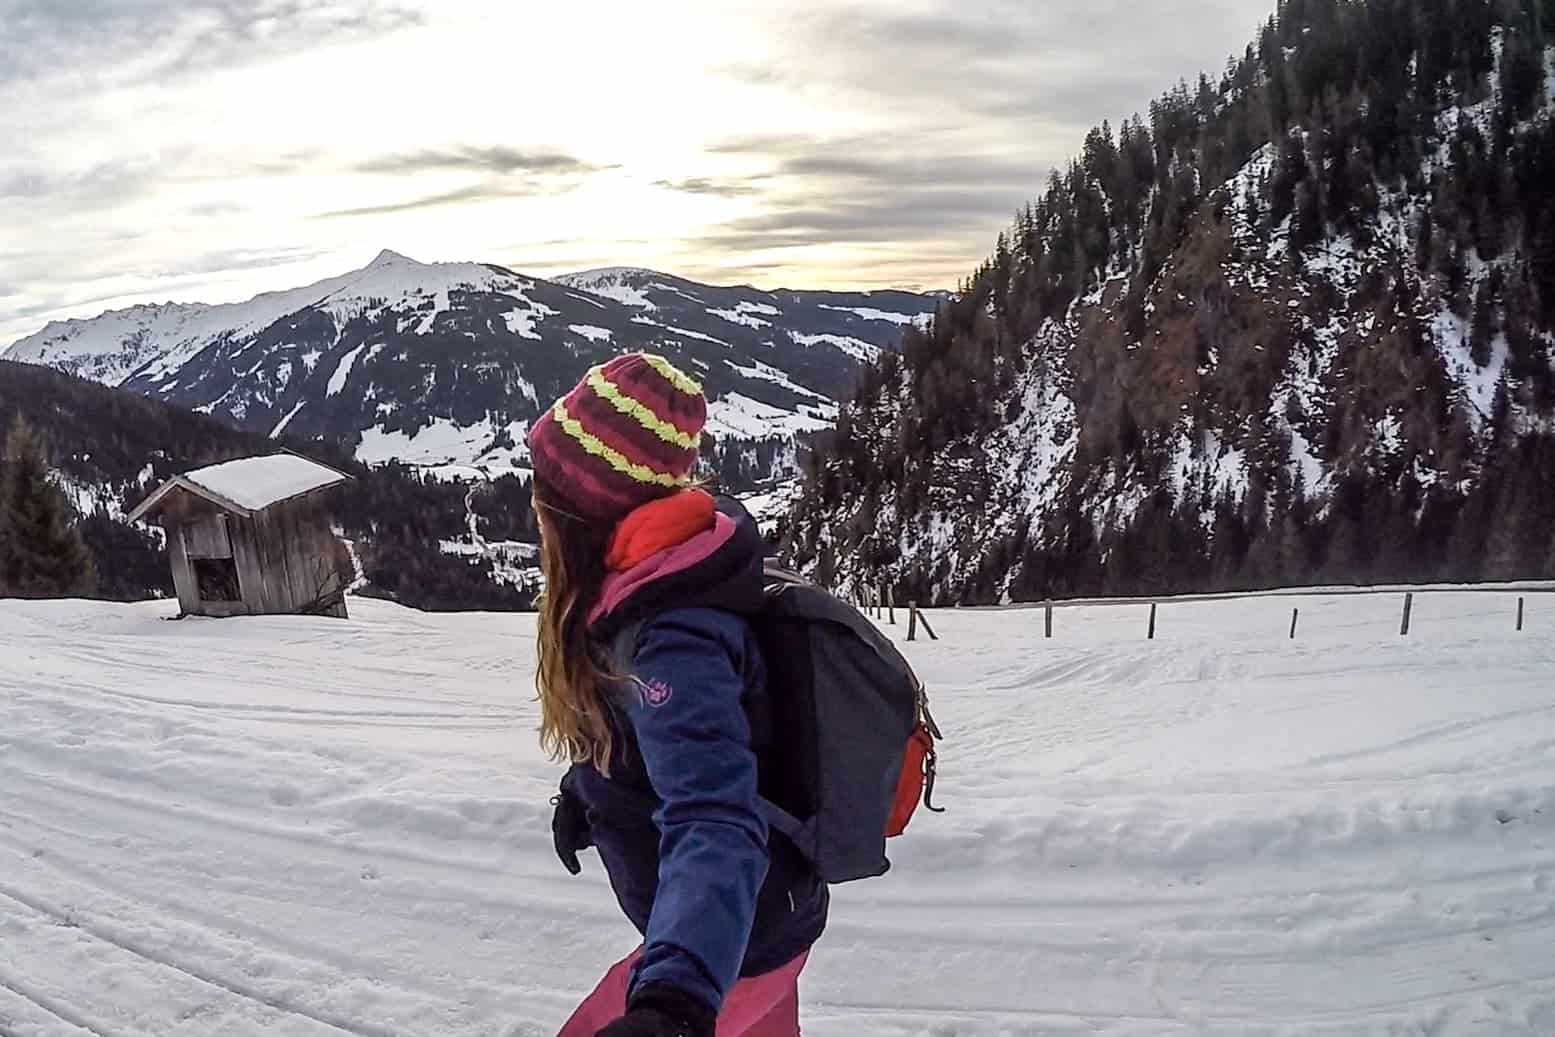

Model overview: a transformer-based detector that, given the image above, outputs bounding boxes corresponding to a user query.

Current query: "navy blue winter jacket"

[557,499,828,1015]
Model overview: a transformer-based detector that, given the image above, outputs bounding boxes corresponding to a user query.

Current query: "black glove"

[595,984,716,1037]
[551,780,592,876]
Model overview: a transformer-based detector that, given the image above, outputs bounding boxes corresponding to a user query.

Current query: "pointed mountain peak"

[368,249,419,268]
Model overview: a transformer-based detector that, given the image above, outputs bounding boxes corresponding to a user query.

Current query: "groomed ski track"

[2,590,1553,1035]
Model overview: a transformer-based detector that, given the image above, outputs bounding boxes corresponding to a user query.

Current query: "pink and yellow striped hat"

[527,353,707,522]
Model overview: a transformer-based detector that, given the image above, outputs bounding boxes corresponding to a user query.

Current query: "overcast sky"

[1,0,1276,346]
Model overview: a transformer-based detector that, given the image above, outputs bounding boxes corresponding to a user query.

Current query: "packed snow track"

[1,590,1553,1036]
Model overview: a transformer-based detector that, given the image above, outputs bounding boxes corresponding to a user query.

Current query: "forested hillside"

[786,0,1555,603]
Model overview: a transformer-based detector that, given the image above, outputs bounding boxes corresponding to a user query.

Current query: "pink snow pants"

[557,948,808,1037]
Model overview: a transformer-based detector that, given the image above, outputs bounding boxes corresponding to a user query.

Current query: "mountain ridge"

[7,253,942,487]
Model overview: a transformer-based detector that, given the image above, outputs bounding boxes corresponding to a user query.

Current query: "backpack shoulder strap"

[609,620,647,674]
[602,605,816,859]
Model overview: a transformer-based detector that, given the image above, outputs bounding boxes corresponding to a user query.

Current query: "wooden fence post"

[1517,596,1525,632]
[917,607,939,641]
[1148,602,1158,640]
[907,603,919,642]
[1044,602,1053,639]
[1289,607,1300,639]
[1400,592,1414,637]
[886,584,896,625]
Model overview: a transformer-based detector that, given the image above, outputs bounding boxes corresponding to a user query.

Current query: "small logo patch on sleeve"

[640,677,673,708]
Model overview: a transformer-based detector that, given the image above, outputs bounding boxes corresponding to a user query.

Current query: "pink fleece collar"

[588,512,739,627]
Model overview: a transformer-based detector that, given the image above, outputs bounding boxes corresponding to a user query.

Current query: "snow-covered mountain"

[5,252,939,481]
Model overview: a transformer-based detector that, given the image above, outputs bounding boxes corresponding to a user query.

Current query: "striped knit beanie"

[527,353,707,522]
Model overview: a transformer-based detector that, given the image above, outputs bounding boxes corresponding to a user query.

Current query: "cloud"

[156,244,335,277]
[318,147,613,219]
[318,184,500,219]
[318,176,601,219]
[679,0,1272,283]
[673,143,1035,193]
[320,146,613,218]
[726,0,1271,128]
[677,132,1048,258]
[652,176,764,198]
[246,150,327,177]
[188,199,249,218]
[0,0,424,87]
[0,158,160,206]
[354,146,608,178]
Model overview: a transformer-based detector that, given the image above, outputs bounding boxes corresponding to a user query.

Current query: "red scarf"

[605,490,716,572]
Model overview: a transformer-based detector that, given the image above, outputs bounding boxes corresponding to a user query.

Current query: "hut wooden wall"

[157,491,347,619]
[230,498,347,618]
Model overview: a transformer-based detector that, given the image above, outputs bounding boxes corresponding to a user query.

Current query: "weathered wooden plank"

[264,512,294,613]
[278,503,318,611]
[182,514,232,559]
[284,507,318,611]
[229,517,269,615]
[298,503,346,614]
[167,528,199,616]
[255,512,291,612]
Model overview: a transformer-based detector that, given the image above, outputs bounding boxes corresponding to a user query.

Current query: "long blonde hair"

[533,480,619,772]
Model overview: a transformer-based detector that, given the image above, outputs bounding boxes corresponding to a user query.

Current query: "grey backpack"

[615,562,942,883]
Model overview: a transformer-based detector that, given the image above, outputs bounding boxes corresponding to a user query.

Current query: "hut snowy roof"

[129,454,350,522]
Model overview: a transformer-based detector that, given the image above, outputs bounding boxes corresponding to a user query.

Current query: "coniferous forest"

[786,0,1555,604]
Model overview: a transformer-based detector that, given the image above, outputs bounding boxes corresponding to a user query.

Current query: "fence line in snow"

[859,581,1547,643]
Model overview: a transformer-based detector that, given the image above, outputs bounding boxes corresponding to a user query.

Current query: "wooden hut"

[129,454,352,619]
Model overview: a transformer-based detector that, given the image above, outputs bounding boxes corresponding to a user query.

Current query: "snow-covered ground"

[1,588,1553,1036]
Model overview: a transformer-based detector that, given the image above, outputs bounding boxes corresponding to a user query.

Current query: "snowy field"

[1,588,1553,1036]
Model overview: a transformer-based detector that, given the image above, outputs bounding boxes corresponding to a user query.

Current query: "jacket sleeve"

[621,607,769,1014]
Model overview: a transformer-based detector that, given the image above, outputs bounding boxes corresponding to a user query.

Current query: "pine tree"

[1483,478,1529,581]
[1322,510,1367,583]
[1416,203,1435,270]
[1470,276,1496,367]
[1499,15,1547,123]
[1291,179,1324,256]
[0,416,95,599]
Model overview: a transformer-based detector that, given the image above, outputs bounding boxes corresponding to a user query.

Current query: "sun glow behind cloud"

[1,0,1275,344]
